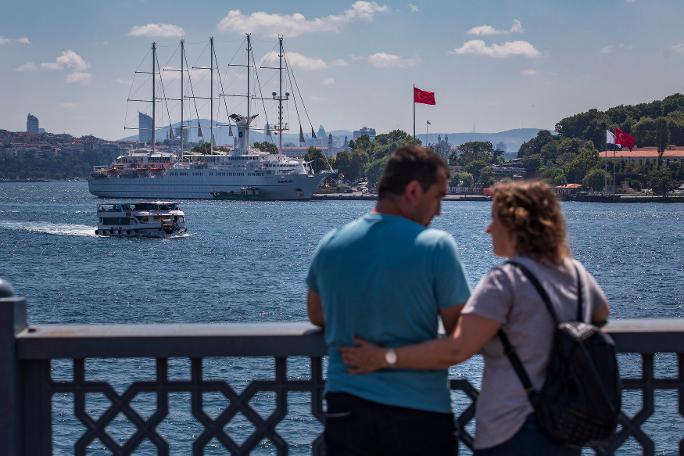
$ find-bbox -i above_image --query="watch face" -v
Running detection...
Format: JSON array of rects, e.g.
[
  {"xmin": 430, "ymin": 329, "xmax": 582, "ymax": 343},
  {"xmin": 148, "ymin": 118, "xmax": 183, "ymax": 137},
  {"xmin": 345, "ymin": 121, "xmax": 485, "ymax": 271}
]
[{"xmin": 385, "ymin": 350, "xmax": 397, "ymax": 365}]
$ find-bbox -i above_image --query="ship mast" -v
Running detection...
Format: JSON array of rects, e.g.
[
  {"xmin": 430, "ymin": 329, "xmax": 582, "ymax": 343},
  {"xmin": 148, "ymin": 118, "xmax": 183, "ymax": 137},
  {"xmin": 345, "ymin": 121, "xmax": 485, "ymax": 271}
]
[
  {"xmin": 180, "ymin": 39, "xmax": 184, "ymax": 155},
  {"xmin": 151, "ymin": 41, "xmax": 156, "ymax": 153},
  {"xmin": 278, "ymin": 36, "xmax": 283, "ymax": 152},
  {"xmin": 259, "ymin": 35, "xmax": 290, "ymax": 152},
  {"xmin": 210, "ymin": 36, "xmax": 214, "ymax": 151},
  {"xmin": 246, "ymin": 33, "xmax": 251, "ymax": 137}
]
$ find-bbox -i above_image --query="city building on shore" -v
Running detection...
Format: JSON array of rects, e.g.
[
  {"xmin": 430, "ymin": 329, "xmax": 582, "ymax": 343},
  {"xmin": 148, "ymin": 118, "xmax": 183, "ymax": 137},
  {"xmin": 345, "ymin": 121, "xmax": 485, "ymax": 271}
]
[
  {"xmin": 599, "ymin": 147, "xmax": 684, "ymax": 166},
  {"xmin": 138, "ymin": 112, "xmax": 153, "ymax": 144},
  {"xmin": 26, "ymin": 113, "xmax": 39, "ymax": 134},
  {"xmin": 353, "ymin": 126, "xmax": 376, "ymax": 140},
  {"xmin": 432, "ymin": 134, "xmax": 451, "ymax": 160}
]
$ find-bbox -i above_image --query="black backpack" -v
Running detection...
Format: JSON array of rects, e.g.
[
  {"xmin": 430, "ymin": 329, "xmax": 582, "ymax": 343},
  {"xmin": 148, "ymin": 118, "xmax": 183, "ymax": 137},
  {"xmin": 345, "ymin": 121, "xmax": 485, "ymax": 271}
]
[{"xmin": 498, "ymin": 260, "xmax": 621, "ymax": 448}]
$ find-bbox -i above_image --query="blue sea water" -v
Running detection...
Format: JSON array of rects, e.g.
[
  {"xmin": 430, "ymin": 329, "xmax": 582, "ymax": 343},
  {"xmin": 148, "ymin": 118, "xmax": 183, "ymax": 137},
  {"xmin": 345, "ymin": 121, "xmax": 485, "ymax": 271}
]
[{"xmin": 1, "ymin": 181, "xmax": 683, "ymax": 454}]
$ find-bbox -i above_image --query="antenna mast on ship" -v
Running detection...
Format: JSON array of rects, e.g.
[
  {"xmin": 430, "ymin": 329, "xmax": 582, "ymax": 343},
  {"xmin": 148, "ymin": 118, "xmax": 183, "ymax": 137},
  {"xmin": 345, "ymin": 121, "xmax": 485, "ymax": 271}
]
[
  {"xmin": 180, "ymin": 39, "xmax": 184, "ymax": 155},
  {"xmin": 151, "ymin": 42, "xmax": 156, "ymax": 153},
  {"xmin": 125, "ymin": 42, "xmax": 158, "ymax": 151},
  {"xmin": 259, "ymin": 35, "xmax": 290, "ymax": 152},
  {"xmin": 191, "ymin": 37, "xmax": 216, "ymax": 153}
]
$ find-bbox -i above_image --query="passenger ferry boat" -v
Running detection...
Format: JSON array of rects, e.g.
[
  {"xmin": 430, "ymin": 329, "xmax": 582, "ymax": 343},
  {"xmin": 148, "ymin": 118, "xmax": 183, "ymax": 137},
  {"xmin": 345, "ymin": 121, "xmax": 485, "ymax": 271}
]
[
  {"xmin": 95, "ymin": 202, "xmax": 187, "ymax": 238},
  {"xmin": 88, "ymin": 35, "xmax": 330, "ymax": 201}
]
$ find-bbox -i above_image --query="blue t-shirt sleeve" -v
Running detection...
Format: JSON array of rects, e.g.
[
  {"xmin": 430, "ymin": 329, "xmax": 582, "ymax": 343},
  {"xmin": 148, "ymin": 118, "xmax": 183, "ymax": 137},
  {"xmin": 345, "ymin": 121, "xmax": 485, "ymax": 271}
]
[
  {"xmin": 433, "ymin": 234, "xmax": 471, "ymax": 309},
  {"xmin": 306, "ymin": 229, "xmax": 337, "ymax": 293}
]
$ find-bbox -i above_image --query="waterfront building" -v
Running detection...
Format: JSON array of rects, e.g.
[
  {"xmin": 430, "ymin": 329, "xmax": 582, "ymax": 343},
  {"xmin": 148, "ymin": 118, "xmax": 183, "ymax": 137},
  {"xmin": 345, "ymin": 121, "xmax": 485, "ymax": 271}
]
[
  {"xmin": 317, "ymin": 125, "xmax": 327, "ymax": 141},
  {"xmin": 26, "ymin": 113, "xmax": 39, "ymax": 134},
  {"xmin": 491, "ymin": 158, "xmax": 526, "ymax": 178},
  {"xmin": 433, "ymin": 134, "xmax": 450, "ymax": 159},
  {"xmin": 138, "ymin": 112, "xmax": 153, "ymax": 144},
  {"xmin": 353, "ymin": 126, "xmax": 376, "ymax": 140},
  {"xmin": 599, "ymin": 147, "xmax": 684, "ymax": 166}
]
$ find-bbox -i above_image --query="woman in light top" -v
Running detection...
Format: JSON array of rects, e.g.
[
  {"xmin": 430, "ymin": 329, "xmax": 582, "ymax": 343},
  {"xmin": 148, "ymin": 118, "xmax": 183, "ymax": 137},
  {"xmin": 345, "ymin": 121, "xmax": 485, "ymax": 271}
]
[{"xmin": 340, "ymin": 180, "xmax": 610, "ymax": 455}]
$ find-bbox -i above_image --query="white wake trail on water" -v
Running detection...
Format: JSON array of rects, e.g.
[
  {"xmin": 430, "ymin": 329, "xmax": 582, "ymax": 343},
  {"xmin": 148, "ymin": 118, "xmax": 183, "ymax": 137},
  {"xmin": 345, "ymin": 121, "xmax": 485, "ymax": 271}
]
[{"xmin": 0, "ymin": 220, "xmax": 97, "ymax": 237}]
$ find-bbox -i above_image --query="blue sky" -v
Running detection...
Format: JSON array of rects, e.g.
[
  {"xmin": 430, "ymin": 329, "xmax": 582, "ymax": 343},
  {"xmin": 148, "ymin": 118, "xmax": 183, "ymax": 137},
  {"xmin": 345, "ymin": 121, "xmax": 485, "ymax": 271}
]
[{"xmin": 2, "ymin": 0, "xmax": 684, "ymax": 140}]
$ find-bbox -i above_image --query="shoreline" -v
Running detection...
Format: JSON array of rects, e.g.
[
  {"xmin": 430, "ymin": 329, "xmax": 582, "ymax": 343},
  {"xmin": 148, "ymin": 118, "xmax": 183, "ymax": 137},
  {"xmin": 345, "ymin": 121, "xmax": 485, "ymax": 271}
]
[{"xmin": 314, "ymin": 192, "xmax": 684, "ymax": 203}]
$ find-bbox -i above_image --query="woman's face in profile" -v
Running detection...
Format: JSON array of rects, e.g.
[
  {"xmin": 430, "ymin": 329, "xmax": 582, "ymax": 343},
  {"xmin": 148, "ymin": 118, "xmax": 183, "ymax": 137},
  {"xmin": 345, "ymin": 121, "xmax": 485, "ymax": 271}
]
[{"xmin": 486, "ymin": 209, "xmax": 515, "ymax": 258}]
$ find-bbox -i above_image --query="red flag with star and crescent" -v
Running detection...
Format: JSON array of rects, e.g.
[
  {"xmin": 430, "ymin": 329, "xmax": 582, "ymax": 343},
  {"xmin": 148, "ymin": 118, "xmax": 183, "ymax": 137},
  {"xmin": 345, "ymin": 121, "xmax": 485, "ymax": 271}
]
[
  {"xmin": 414, "ymin": 87, "xmax": 436, "ymax": 105},
  {"xmin": 615, "ymin": 128, "xmax": 636, "ymax": 151}
]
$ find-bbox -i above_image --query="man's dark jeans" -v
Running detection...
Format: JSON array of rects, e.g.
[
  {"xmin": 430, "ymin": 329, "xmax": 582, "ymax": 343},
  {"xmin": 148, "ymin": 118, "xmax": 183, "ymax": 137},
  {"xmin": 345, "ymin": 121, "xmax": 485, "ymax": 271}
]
[{"xmin": 324, "ymin": 392, "xmax": 457, "ymax": 456}]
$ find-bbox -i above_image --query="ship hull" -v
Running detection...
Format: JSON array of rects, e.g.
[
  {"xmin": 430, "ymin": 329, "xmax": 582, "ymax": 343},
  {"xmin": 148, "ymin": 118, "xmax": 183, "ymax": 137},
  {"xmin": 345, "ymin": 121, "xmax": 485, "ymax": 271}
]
[{"xmin": 88, "ymin": 172, "xmax": 327, "ymax": 200}]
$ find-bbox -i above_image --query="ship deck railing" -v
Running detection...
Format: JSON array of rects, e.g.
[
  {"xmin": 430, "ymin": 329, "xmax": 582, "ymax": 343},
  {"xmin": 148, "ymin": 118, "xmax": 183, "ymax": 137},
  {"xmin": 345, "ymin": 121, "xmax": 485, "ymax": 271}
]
[{"xmin": 1, "ymin": 284, "xmax": 683, "ymax": 455}]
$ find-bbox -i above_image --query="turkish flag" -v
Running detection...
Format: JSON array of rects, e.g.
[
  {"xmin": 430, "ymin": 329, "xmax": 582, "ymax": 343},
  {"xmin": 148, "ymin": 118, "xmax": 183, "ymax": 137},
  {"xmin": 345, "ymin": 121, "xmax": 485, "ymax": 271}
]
[
  {"xmin": 414, "ymin": 87, "xmax": 436, "ymax": 105},
  {"xmin": 615, "ymin": 128, "xmax": 635, "ymax": 151}
]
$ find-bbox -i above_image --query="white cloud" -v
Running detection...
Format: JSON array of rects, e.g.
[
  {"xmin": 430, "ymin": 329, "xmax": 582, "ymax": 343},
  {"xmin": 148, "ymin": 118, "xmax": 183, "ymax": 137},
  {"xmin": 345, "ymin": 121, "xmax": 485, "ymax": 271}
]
[
  {"xmin": 330, "ymin": 58, "xmax": 349, "ymax": 66},
  {"xmin": 467, "ymin": 19, "xmax": 524, "ymax": 36},
  {"xmin": 160, "ymin": 67, "xmax": 208, "ymax": 81},
  {"xmin": 521, "ymin": 68, "xmax": 538, "ymax": 77},
  {"xmin": 0, "ymin": 36, "xmax": 31, "ymax": 45},
  {"xmin": 322, "ymin": 77, "xmax": 336, "ymax": 85},
  {"xmin": 367, "ymin": 52, "xmax": 420, "ymax": 68},
  {"xmin": 310, "ymin": 95, "xmax": 328, "ymax": 102},
  {"xmin": 261, "ymin": 51, "xmax": 328, "ymax": 70},
  {"xmin": 600, "ymin": 43, "xmax": 630, "ymax": 54},
  {"xmin": 65, "ymin": 72, "xmax": 92, "ymax": 84},
  {"xmin": 451, "ymin": 40, "xmax": 540, "ymax": 58},
  {"xmin": 408, "ymin": 3, "xmax": 419, "ymax": 12},
  {"xmin": 128, "ymin": 23, "xmax": 185, "ymax": 38},
  {"xmin": 58, "ymin": 102, "xmax": 77, "ymax": 109},
  {"xmin": 41, "ymin": 50, "xmax": 90, "ymax": 71},
  {"xmin": 671, "ymin": 44, "xmax": 684, "ymax": 55},
  {"xmin": 217, "ymin": 2, "xmax": 389, "ymax": 37},
  {"xmin": 114, "ymin": 78, "xmax": 130, "ymax": 85},
  {"xmin": 15, "ymin": 62, "xmax": 38, "ymax": 72}
]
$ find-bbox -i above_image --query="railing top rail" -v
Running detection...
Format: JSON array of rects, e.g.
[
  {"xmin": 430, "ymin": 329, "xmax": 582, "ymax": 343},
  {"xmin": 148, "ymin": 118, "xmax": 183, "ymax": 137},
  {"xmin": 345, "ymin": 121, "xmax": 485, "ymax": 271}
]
[
  {"xmin": 17, "ymin": 322, "xmax": 326, "ymax": 359},
  {"xmin": 14, "ymin": 319, "xmax": 684, "ymax": 360}
]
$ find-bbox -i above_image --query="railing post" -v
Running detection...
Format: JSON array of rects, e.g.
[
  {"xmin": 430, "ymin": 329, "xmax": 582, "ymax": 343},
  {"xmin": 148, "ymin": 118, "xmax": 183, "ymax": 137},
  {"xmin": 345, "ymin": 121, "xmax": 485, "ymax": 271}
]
[{"xmin": 0, "ymin": 279, "xmax": 27, "ymax": 455}]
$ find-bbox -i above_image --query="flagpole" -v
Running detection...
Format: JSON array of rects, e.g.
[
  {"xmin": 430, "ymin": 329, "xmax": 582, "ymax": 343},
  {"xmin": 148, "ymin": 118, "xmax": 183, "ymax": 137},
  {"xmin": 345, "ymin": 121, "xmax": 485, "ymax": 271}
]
[
  {"xmin": 604, "ymin": 129, "xmax": 608, "ymax": 192},
  {"xmin": 426, "ymin": 120, "xmax": 429, "ymax": 147},
  {"xmin": 412, "ymin": 84, "xmax": 416, "ymax": 139}
]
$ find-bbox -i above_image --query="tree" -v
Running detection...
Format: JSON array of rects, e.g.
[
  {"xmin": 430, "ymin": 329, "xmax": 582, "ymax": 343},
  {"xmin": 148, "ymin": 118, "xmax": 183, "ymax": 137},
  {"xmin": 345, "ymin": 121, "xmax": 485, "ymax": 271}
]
[
  {"xmin": 451, "ymin": 172, "xmax": 474, "ymax": 187},
  {"xmin": 365, "ymin": 157, "xmax": 388, "ymax": 188},
  {"xmin": 456, "ymin": 141, "xmax": 494, "ymax": 165},
  {"xmin": 564, "ymin": 146, "xmax": 601, "ymax": 183},
  {"xmin": 518, "ymin": 130, "xmax": 555, "ymax": 158},
  {"xmin": 582, "ymin": 168, "xmax": 610, "ymax": 191},
  {"xmin": 649, "ymin": 167, "xmax": 675, "ymax": 195},
  {"xmin": 253, "ymin": 141, "xmax": 278, "ymax": 154},
  {"xmin": 522, "ymin": 154, "xmax": 542, "ymax": 176},
  {"xmin": 304, "ymin": 147, "xmax": 328, "ymax": 173},
  {"xmin": 655, "ymin": 117, "xmax": 670, "ymax": 166}
]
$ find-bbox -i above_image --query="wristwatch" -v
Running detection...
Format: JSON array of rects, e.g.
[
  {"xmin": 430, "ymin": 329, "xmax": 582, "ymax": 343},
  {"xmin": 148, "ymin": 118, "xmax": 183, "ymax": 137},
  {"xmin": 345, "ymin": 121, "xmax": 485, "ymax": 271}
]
[{"xmin": 384, "ymin": 349, "xmax": 397, "ymax": 367}]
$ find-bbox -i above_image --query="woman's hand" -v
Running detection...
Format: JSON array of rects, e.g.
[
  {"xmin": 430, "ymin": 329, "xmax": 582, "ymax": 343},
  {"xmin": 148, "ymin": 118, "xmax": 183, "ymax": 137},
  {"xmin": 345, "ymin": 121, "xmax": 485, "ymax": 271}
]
[{"xmin": 340, "ymin": 336, "xmax": 388, "ymax": 374}]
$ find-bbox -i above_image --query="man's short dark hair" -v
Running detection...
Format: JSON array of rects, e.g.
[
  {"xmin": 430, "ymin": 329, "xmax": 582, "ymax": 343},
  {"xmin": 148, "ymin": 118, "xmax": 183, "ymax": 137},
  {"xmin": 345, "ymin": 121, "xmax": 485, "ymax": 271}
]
[{"xmin": 377, "ymin": 146, "xmax": 450, "ymax": 199}]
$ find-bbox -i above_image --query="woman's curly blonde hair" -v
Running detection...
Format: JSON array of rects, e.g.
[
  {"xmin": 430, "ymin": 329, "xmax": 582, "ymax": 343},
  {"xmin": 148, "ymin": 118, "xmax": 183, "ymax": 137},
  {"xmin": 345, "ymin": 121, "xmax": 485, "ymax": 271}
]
[{"xmin": 491, "ymin": 180, "xmax": 570, "ymax": 264}]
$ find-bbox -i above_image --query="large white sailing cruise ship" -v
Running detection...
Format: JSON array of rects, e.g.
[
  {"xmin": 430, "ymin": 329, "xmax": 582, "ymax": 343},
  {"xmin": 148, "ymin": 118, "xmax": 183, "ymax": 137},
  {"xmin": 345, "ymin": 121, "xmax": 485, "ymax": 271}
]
[{"xmin": 88, "ymin": 35, "xmax": 329, "ymax": 200}]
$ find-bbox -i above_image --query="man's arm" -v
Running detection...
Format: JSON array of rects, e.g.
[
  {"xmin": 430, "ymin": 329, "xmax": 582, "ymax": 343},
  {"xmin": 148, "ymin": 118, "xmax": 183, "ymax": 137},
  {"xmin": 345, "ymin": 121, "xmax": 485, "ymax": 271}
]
[
  {"xmin": 307, "ymin": 289, "xmax": 324, "ymax": 328},
  {"xmin": 439, "ymin": 303, "xmax": 465, "ymax": 334}
]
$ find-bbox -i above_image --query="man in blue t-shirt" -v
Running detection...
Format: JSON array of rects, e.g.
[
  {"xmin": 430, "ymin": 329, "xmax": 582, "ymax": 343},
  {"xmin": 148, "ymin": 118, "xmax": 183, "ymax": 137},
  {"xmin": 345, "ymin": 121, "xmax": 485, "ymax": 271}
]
[{"xmin": 306, "ymin": 146, "xmax": 471, "ymax": 455}]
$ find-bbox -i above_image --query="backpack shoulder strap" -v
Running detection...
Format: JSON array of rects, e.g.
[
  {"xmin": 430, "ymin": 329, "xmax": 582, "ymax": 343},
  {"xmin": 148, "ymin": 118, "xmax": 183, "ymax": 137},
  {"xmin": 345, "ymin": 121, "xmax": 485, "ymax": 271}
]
[
  {"xmin": 572, "ymin": 261, "xmax": 584, "ymax": 322},
  {"xmin": 492, "ymin": 263, "xmax": 539, "ymax": 403},
  {"xmin": 497, "ymin": 328, "xmax": 537, "ymax": 400},
  {"xmin": 506, "ymin": 260, "xmax": 560, "ymax": 324}
]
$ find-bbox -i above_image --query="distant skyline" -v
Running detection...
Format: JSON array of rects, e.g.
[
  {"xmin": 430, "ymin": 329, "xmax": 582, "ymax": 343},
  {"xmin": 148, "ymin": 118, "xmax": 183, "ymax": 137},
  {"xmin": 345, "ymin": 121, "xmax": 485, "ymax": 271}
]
[{"xmin": 2, "ymin": 0, "xmax": 684, "ymax": 140}]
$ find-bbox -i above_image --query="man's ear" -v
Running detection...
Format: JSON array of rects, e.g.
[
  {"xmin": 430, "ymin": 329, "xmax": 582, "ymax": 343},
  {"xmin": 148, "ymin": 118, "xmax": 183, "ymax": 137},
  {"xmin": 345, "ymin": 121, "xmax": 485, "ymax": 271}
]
[{"xmin": 403, "ymin": 180, "xmax": 423, "ymax": 205}]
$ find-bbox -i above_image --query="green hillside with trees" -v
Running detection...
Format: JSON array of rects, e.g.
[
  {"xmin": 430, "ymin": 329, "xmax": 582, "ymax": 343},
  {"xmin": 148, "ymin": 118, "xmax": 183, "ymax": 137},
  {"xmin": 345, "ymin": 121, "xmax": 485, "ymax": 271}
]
[{"xmin": 516, "ymin": 93, "xmax": 684, "ymax": 194}]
